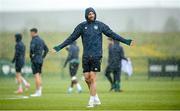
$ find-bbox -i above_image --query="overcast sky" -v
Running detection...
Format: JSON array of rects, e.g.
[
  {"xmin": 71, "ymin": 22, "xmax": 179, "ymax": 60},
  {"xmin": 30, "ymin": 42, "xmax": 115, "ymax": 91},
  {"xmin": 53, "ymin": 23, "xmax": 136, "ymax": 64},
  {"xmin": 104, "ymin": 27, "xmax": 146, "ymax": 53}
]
[{"xmin": 0, "ymin": 0, "xmax": 180, "ymax": 12}]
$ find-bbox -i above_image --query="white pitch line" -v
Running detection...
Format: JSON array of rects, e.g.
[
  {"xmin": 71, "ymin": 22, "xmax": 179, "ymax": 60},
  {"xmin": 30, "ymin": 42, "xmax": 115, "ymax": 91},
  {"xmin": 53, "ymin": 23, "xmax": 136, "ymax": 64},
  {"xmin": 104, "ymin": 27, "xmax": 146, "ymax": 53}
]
[{"xmin": 0, "ymin": 96, "xmax": 29, "ymax": 100}]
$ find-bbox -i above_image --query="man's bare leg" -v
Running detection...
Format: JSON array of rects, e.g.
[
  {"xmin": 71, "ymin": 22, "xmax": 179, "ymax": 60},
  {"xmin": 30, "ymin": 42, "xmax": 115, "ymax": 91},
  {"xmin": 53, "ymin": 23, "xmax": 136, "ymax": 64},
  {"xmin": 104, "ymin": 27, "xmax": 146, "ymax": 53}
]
[
  {"xmin": 16, "ymin": 72, "xmax": 22, "ymax": 86},
  {"xmin": 89, "ymin": 71, "xmax": 96, "ymax": 96},
  {"xmin": 15, "ymin": 72, "xmax": 23, "ymax": 93},
  {"xmin": 90, "ymin": 71, "xmax": 100, "ymax": 105},
  {"xmin": 86, "ymin": 71, "xmax": 101, "ymax": 107},
  {"xmin": 84, "ymin": 72, "xmax": 91, "ymax": 89},
  {"xmin": 21, "ymin": 76, "xmax": 30, "ymax": 90},
  {"xmin": 30, "ymin": 73, "xmax": 42, "ymax": 97},
  {"xmin": 35, "ymin": 73, "xmax": 42, "ymax": 90},
  {"xmin": 68, "ymin": 78, "xmax": 82, "ymax": 93},
  {"xmin": 84, "ymin": 72, "xmax": 94, "ymax": 107}
]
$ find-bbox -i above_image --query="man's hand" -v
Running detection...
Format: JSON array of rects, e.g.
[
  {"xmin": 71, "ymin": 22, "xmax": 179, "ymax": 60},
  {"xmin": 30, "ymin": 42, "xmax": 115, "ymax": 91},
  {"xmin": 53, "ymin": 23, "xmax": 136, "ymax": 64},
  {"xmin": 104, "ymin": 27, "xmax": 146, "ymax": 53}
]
[
  {"xmin": 50, "ymin": 48, "xmax": 57, "ymax": 54},
  {"xmin": 130, "ymin": 40, "xmax": 135, "ymax": 46}
]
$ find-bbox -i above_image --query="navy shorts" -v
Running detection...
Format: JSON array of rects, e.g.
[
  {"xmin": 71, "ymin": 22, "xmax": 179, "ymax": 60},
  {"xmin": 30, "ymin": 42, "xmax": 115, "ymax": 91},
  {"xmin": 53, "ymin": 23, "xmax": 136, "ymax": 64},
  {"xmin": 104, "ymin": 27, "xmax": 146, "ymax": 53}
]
[
  {"xmin": 15, "ymin": 62, "xmax": 24, "ymax": 73},
  {"xmin": 15, "ymin": 66, "xmax": 23, "ymax": 72},
  {"xmin": 82, "ymin": 57, "xmax": 102, "ymax": 73},
  {"xmin": 31, "ymin": 62, "xmax": 42, "ymax": 74}
]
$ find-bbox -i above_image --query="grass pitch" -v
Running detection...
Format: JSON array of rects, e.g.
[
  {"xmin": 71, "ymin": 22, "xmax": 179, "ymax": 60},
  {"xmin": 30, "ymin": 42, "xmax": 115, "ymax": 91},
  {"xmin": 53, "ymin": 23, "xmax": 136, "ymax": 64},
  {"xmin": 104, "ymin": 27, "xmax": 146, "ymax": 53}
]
[{"xmin": 0, "ymin": 73, "xmax": 180, "ymax": 110}]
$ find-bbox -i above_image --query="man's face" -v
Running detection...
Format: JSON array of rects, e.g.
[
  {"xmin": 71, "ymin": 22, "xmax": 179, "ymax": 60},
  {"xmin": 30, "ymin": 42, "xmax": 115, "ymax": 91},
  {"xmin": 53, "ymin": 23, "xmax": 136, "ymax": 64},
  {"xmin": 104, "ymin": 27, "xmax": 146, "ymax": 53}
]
[
  {"xmin": 108, "ymin": 39, "xmax": 113, "ymax": 45},
  {"xmin": 30, "ymin": 32, "xmax": 36, "ymax": 37},
  {"xmin": 88, "ymin": 12, "xmax": 95, "ymax": 21}
]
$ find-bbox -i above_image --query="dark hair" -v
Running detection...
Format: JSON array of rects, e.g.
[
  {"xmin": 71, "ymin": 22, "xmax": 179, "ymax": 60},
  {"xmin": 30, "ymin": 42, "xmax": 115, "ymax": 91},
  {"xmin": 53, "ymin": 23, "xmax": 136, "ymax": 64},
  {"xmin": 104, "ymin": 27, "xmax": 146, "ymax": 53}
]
[
  {"xmin": 30, "ymin": 28, "xmax": 38, "ymax": 33},
  {"xmin": 15, "ymin": 33, "xmax": 22, "ymax": 42}
]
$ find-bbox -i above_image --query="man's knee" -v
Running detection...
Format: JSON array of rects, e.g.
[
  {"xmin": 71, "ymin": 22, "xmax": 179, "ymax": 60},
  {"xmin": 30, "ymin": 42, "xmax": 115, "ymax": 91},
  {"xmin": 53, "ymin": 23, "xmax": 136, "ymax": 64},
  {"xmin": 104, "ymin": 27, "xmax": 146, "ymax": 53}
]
[
  {"xmin": 84, "ymin": 72, "xmax": 90, "ymax": 82},
  {"xmin": 89, "ymin": 72, "xmax": 96, "ymax": 83},
  {"xmin": 34, "ymin": 73, "xmax": 41, "ymax": 79}
]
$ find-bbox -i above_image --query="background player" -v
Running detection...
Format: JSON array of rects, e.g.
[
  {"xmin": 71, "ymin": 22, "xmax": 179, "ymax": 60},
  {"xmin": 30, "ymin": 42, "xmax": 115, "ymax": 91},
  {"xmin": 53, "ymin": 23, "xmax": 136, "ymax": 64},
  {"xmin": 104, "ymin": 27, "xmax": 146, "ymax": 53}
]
[
  {"xmin": 12, "ymin": 33, "xmax": 30, "ymax": 94},
  {"xmin": 64, "ymin": 41, "xmax": 82, "ymax": 93},
  {"xmin": 105, "ymin": 38, "xmax": 127, "ymax": 92},
  {"xmin": 29, "ymin": 28, "xmax": 49, "ymax": 97}
]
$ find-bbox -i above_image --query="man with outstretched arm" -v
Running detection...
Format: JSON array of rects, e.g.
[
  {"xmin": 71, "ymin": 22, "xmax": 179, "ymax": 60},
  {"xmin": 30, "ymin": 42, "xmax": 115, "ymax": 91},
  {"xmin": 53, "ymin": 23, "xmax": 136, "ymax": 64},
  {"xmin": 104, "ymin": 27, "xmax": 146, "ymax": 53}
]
[{"xmin": 51, "ymin": 7, "xmax": 134, "ymax": 107}]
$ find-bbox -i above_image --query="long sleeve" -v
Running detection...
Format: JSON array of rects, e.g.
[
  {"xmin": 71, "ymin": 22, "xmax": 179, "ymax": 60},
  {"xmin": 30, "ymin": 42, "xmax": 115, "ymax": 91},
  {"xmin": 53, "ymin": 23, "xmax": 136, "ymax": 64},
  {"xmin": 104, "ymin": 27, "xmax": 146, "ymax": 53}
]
[
  {"xmin": 12, "ymin": 44, "xmax": 20, "ymax": 63},
  {"xmin": 12, "ymin": 45, "xmax": 17, "ymax": 63},
  {"xmin": 42, "ymin": 42, "xmax": 49, "ymax": 58},
  {"xmin": 64, "ymin": 52, "xmax": 71, "ymax": 68},
  {"xmin": 53, "ymin": 24, "xmax": 82, "ymax": 52},
  {"xmin": 12, "ymin": 56, "xmax": 15, "ymax": 63},
  {"xmin": 30, "ymin": 41, "xmax": 35, "ymax": 59},
  {"xmin": 64, "ymin": 58, "xmax": 69, "ymax": 68},
  {"xmin": 102, "ymin": 23, "xmax": 132, "ymax": 45},
  {"xmin": 64, "ymin": 48, "xmax": 73, "ymax": 67}
]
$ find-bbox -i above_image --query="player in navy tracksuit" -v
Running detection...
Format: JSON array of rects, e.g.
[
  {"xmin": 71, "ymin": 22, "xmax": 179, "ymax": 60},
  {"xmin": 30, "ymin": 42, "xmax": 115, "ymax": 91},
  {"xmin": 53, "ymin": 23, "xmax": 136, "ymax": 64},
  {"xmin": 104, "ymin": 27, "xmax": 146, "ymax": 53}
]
[
  {"xmin": 29, "ymin": 28, "xmax": 49, "ymax": 97},
  {"xmin": 51, "ymin": 7, "xmax": 134, "ymax": 107},
  {"xmin": 105, "ymin": 38, "xmax": 127, "ymax": 92},
  {"xmin": 64, "ymin": 41, "xmax": 82, "ymax": 93},
  {"xmin": 12, "ymin": 33, "xmax": 30, "ymax": 94}
]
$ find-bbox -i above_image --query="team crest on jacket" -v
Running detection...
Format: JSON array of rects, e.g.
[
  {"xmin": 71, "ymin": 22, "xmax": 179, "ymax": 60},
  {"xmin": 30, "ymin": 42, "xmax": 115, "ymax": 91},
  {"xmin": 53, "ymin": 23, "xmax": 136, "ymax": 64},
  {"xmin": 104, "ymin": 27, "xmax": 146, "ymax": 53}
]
[
  {"xmin": 94, "ymin": 25, "xmax": 98, "ymax": 30},
  {"xmin": 85, "ymin": 26, "xmax": 87, "ymax": 30}
]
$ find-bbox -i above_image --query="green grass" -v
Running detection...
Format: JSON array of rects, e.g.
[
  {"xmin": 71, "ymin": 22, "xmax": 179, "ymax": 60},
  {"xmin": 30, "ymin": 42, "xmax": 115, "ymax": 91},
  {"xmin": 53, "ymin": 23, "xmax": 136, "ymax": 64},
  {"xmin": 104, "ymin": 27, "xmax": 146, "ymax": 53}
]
[
  {"xmin": 1, "ymin": 32, "xmax": 180, "ymax": 75},
  {"xmin": 0, "ymin": 73, "xmax": 180, "ymax": 110}
]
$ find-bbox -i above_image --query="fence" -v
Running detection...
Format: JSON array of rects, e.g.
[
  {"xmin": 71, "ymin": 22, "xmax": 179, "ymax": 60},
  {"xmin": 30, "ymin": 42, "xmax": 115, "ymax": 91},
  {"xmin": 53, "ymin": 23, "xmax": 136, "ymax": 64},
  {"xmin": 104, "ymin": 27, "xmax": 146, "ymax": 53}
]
[{"xmin": 148, "ymin": 58, "xmax": 180, "ymax": 80}]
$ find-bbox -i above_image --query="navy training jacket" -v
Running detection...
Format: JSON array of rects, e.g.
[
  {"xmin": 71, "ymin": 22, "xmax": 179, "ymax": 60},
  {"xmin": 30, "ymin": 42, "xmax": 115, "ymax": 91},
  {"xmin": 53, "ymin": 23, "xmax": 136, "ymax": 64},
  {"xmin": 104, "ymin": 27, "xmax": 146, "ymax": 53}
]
[
  {"xmin": 108, "ymin": 42, "xmax": 126, "ymax": 68},
  {"xmin": 30, "ymin": 36, "xmax": 49, "ymax": 64},
  {"xmin": 12, "ymin": 34, "xmax": 25, "ymax": 68},
  {"xmin": 54, "ymin": 7, "xmax": 132, "ymax": 58}
]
